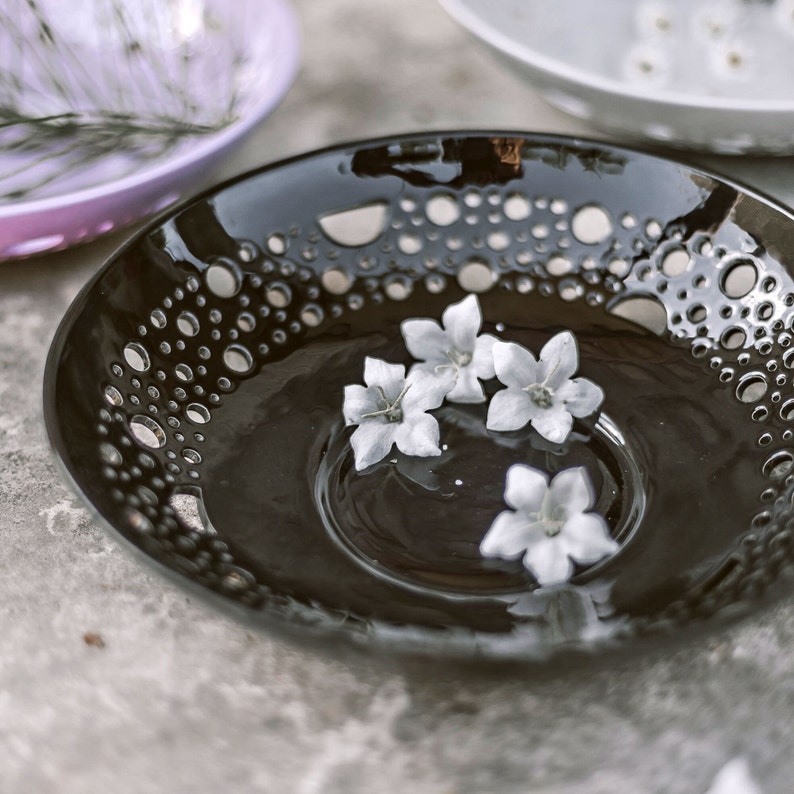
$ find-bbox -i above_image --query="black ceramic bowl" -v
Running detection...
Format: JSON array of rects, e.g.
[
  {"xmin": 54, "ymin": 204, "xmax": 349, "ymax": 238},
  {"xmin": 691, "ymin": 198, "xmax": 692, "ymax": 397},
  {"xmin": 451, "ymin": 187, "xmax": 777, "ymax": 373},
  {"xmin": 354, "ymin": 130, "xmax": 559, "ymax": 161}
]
[{"xmin": 45, "ymin": 132, "xmax": 794, "ymax": 663}]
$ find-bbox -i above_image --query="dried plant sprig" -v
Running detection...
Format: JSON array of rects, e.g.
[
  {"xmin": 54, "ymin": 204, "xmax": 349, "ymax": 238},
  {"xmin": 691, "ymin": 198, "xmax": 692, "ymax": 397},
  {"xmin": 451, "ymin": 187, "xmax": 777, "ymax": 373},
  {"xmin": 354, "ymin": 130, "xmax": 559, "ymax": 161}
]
[{"xmin": 0, "ymin": 0, "xmax": 243, "ymax": 200}]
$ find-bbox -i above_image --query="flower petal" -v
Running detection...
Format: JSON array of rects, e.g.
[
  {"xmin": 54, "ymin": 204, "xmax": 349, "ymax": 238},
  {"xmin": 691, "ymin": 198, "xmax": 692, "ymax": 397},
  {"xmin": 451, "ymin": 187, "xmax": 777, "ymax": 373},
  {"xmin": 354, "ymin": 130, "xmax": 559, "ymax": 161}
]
[
  {"xmin": 522, "ymin": 536, "xmax": 574, "ymax": 585},
  {"xmin": 343, "ymin": 384, "xmax": 379, "ymax": 425},
  {"xmin": 442, "ymin": 294, "xmax": 480, "ymax": 353},
  {"xmin": 529, "ymin": 405, "xmax": 573, "ymax": 444},
  {"xmin": 400, "ymin": 318, "xmax": 448, "ymax": 363},
  {"xmin": 485, "ymin": 387, "xmax": 537, "ymax": 432},
  {"xmin": 560, "ymin": 512, "xmax": 618, "ymax": 565},
  {"xmin": 492, "ymin": 340, "xmax": 539, "ymax": 389},
  {"xmin": 393, "ymin": 412, "xmax": 441, "ymax": 458},
  {"xmin": 402, "ymin": 369, "xmax": 452, "ymax": 412},
  {"xmin": 538, "ymin": 331, "xmax": 578, "ymax": 389},
  {"xmin": 503, "ymin": 463, "xmax": 549, "ymax": 514},
  {"xmin": 363, "ymin": 357, "xmax": 405, "ymax": 398},
  {"xmin": 480, "ymin": 509, "xmax": 544, "ymax": 558},
  {"xmin": 446, "ymin": 365, "xmax": 485, "ymax": 403},
  {"xmin": 350, "ymin": 422, "xmax": 396, "ymax": 471},
  {"xmin": 548, "ymin": 466, "xmax": 594, "ymax": 515},
  {"xmin": 556, "ymin": 377, "xmax": 604, "ymax": 418},
  {"xmin": 471, "ymin": 333, "xmax": 497, "ymax": 380}
]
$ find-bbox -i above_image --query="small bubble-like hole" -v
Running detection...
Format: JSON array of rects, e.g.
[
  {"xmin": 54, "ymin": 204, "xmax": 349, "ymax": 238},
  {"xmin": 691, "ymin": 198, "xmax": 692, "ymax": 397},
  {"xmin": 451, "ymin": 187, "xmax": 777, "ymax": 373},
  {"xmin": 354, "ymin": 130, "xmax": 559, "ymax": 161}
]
[
  {"xmin": 397, "ymin": 233, "xmax": 422, "ymax": 255},
  {"xmin": 763, "ymin": 450, "xmax": 794, "ymax": 479},
  {"xmin": 571, "ymin": 205, "xmax": 612, "ymax": 244},
  {"xmin": 486, "ymin": 231, "xmax": 511, "ymax": 252},
  {"xmin": 721, "ymin": 327, "xmax": 746, "ymax": 350},
  {"xmin": 692, "ymin": 342, "xmax": 709, "ymax": 359},
  {"xmin": 205, "ymin": 261, "xmax": 241, "ymax": 298},
  {"xmin": 426, "ymin": 195, "xmax": 460, "ymax": 226},
  {"xmin": 185, "ymin": 403, "xmax": 211, "ymax": 424},
  {"xmin": 321, "ymin": 268, "xmax": 353, "ymax": 295},
  {"xmin": 237, "ymin": 312, "xmax": 256, "ymax": 332},
  {"xmin": 182, "ymin": 448, "xmax": 202, "ymax": 465},
  {"xmin": 550, "ymin": 198, "xmax": 568, "ymax": 214},
  {"xmin": 266, "ymin": 282, "xmax": 292, "ymax": 308},
  {"xmin": 457, "ymin": 260, "xmax": 495, "ymax": 293},
  {"xmin": 223, "ymin": 345, "xmax": 253, "ymax": 374},
  {"xmin": 762, "ymin": 276, "xmax": 777, "ymax": 293},
  {"xmin": 516, "ymin": 276, "xmax": 534, "ymax": 294},
  {"xmin": 425, "ymin": 274, "xmax": 447, "ymax": 294},
  {"xmin": 687, "ymin": 304, "xmax": 707, "ymax": 323},
  {"xmin": 546, "ymin": 255, "xmax": 572, "ymax": 276},
  {"xmin": 661, "ymin": 248, "xmax": 691, "ymax": 277},
  {"xmin": 559, "ymin": 279, "xmax": 584, "ymax": 302},
  {"xmin": 104, "ymin": 385, "xmax": 123, "ymax": 406},
  {"xmin": 175, "ymin": 363, "xmax": 193, "ymax": 382},
  {"xmin": 125, "ymin": 508, "xmax": 154, "ymax": 534},
  {"xmin": 384, "ymin": 277, "xmax": 413, "ymax": 301},
  {"xmin": 503, "ymin": 194, "xmax": 531, "ymax": 221},
  {"xmin": 300, "ymin": 304, "xmax": 324, "ymax": 327},
  {"xmin": 780, "ymin": 399, "xmax": 794, "ymax": 421},
  {"xmin": 721, "ymin": 260, "xmax": 758, "ymax": 298},
  {"xmin": 150, "ymin": 309, "xmax": 166, "ymax": 329},
  {"xmin": 607, "ymin": 258, "xmax": 630, "ymax": 277},
  {"xmin": 736, "ymin": 372, "xmax": 768, "ymax": 403},
  {"xmin": 267, "ymin": 233, "xmax": 287, "ymax": 255},
  {"xmin": 123, "ymin": 343, "xmax": 150, "ymax": 372},
  {"xmin": 645, "ymin": 220, "xmax": 662, "ymax": 239},
  {"xmin": 752, "ymin": 406, "xmax": 769, "ymax": 422},
  {"xmin": 129, "ymin": 415, "xmax": 166, "ymax": 449},
  {"xmin": 99, "ymin": 442, "xmax": 122, "ymax": 466},
  {"xmin": 757, "ymin": 302, "xmax": 774, "ymax": 320},
  {"xmin": 463, "ymin": 190, "xmax": 482, "ymax": 208},
  {"xmin": 176, "ymin": 311, "xmax": 199, "ymax": 337}
]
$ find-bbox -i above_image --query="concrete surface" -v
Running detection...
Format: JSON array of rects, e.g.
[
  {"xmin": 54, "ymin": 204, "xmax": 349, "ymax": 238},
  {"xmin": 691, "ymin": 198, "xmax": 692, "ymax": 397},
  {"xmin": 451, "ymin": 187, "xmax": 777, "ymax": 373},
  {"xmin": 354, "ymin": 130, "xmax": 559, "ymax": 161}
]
[{"xmin": 2, "ymin": 2, "xmax": 794, "ymax": 792}]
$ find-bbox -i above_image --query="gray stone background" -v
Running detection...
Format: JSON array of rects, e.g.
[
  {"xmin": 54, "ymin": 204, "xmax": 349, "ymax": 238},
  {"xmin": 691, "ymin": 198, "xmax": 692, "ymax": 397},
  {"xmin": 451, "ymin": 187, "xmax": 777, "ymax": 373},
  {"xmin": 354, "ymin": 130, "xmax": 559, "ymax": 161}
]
[{"xmin": 3, "ymin": 2, "xmax": 794, "ymax": 792}]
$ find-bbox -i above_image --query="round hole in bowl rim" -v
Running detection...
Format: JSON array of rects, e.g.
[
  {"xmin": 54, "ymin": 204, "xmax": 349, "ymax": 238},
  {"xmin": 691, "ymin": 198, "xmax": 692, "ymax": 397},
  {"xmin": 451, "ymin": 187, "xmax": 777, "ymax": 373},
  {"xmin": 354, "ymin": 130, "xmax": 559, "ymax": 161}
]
[{"xmin": 44, "ymin": 131, "xmax": 794, "ymax": 665}]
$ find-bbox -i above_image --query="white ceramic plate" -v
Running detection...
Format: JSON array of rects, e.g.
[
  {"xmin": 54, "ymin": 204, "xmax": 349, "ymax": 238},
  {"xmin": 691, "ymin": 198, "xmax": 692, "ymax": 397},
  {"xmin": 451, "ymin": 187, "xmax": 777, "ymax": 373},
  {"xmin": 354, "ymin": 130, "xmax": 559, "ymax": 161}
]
[{"xmin": 439, "ymin": 0, "xmax": 794, "ymax": 155}]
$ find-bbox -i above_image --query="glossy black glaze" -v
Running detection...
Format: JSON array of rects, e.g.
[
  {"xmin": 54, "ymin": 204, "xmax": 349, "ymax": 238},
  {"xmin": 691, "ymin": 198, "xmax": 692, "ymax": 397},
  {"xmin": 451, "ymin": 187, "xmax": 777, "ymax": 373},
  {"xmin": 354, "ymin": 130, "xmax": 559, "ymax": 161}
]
[{"xmin": 45, "ymin": 133, "xmax": 794, "ymax": 661}]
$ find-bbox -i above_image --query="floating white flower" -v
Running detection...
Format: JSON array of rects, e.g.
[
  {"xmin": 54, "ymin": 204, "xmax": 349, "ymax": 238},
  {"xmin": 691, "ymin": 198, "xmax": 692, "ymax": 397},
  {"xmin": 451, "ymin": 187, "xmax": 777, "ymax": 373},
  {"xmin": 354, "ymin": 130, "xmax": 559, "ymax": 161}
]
[
  {"xmin": 486, "ymin": 331, "xmax": 603, "ymax": 444},
  {"xmin": 400, "ymin": 294, "xmax": 497, "ymax": 404},
  {"xmin": 343, "ymin": 357, "xmax": 449, "ymax": 471},
  {"xmin": 480, "ymin": 464, "xmax": 618, "ymax": 586}
]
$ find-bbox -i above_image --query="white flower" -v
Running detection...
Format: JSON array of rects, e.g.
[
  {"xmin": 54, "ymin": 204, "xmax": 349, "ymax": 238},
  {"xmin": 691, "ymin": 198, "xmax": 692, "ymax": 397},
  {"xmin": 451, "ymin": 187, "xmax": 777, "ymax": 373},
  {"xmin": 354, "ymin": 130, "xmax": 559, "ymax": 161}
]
[
  {"xmin": 400, "ymin": 294, "xmax": 497, "ymax": 404},
  {"xmin": 343, "ymin": 357, "xmax": 449, "ymax": 471},
  {"xmin": 486, "ymin": 331, "xmax": 603, "ymax": 444},
  {"xmin": 480, "ymin": 464, "xmax": 618, "ymax": 586}
]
